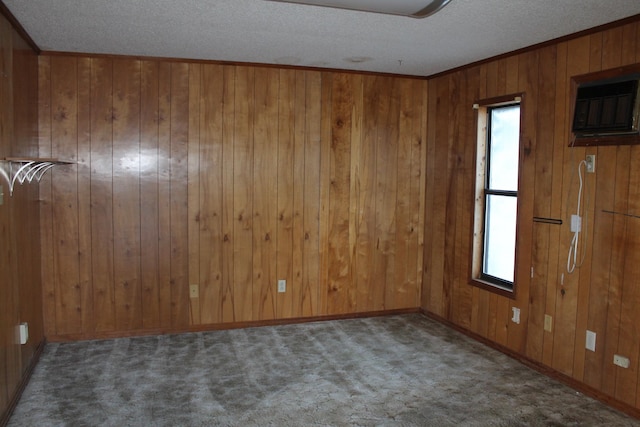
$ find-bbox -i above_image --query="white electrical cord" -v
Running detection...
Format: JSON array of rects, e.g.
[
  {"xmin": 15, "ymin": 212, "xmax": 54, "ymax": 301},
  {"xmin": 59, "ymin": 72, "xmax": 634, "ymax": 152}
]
[{"xmin": 567, "ymin": 160, "xmax": 588, "ymax": 274}]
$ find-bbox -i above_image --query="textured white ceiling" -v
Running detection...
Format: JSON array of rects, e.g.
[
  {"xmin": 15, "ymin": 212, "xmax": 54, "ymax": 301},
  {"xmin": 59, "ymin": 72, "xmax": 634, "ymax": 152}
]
[{"xmin": 3, "ymin": 0, "xmax": 640, "ymax": 76}]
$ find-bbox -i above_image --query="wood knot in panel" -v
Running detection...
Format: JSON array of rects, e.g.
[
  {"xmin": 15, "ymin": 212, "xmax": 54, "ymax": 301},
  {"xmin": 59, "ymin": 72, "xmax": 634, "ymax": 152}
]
[{"xmin": 53, "ymin": 107, "xmax": 68, "ymax": 122}]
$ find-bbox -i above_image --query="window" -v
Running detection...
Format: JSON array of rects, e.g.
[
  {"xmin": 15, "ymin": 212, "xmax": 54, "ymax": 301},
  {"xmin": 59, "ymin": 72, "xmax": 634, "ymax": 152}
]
[{"xmin": 472, "ymin": 97, "xmax": 522, "ymax": 294}]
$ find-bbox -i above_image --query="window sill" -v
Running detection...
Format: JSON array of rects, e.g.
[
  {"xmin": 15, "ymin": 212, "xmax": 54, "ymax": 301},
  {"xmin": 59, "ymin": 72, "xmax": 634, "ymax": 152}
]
[{"xmin": 469, "ymin": 278, "xmax": 516, "ymax": 300}]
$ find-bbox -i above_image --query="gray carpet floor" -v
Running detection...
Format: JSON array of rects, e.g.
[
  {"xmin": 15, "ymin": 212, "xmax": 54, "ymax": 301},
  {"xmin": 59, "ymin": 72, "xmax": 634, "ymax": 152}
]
[{"xmin": 8, "ymin": 314, "xmax": 640, "ymax": 426}]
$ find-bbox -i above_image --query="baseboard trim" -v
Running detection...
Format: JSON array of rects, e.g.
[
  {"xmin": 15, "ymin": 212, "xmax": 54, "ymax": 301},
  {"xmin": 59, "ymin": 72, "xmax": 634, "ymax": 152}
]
[
  {"xmin": 0, "ymin": 338, "xmax": 47, "ymax": 427},
  {"xmin": 420, "ymin": 309, "xmax": 640, "ymax": 420},
  {"xmin": 47, "ymin": 307, "xmax": 422, "ymax": 342}
]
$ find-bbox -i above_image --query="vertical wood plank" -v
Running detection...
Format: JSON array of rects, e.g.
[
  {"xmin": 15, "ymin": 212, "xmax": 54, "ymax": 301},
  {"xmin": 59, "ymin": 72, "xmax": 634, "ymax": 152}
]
[
  {"xmin": 454, "ymin": 69, "xmax": 475, "ymax": 328},
  {"xmin": 139, "ymin": 60, "xmax": 161, "ymax": 329},
  {"xmin": 157, "ymin": 62, "xmax": 173, "ymax": 329},
  {"xmin": 414, "ymin": 79, "xmax": 428, "ymax": 311},
  {"xmin": 543, "ymin": 41, "xmax": 568, "ymax": 368},
  {"xmin": 50, "ymin": 56, "xmax": 82, "ymax": 335},
  {"xmin": 199, "ymin": 64, "xmax": 224, "ymax": 324},
  {"xmin": 394, "ymin": 78, "xmax": 421, "ymax": 309},
  {"xmin": 253, "ymin": 67, "xmax": 278, "ymax": 321},
  {"xmin": 90, "ymin": 57, "xmax": 115, "ymax": 332},
  {"xmin": 355, "ymin": 75, "xmax": 378, "ymax": 312},
  {"xmin": 376, "ymin": 77, "xmax": 399, "ymax": 311},
  {"xmin": 292, "ymin": 70, "xmax": 306, "ymax": 317},
  {"xmin": 276, "ymin": 68, "xmax": 295, "ymax": 319},
  {"xmin": 302, "ymin": 71, "xmax": 322, "ymax": 317},
  {"xmin": 112, "ymin": 59, "xmax": 142, "ymax": 331},
  {"xmin": 233, "ymin": 66, "xmax": 254, "ymax": 322},
  {"xmin": 527, "ymin": 45, "xmax": 556, "ymax": 362},
  {"xmin": 169, "ymin": 63, "xmax": 190, "ymax": 328},
  {"xmin": 326, "ymin": 73, "xmax": 354, "ymax": 314},
  {"xmin": 76, "ymin": 58, "xmax": 93, "ymax": 334},
  {"xmin": 348, "ymin": 74, "xmax": 364, "ymax": 311},
  {"xmin": 157, "ymin": 63, "xmax": 172, "ymax": 328},
  {"xmin": 442, "ymin": 71, "xmax": 460, "ymax": 324},
  {"xmin": 427, "ymin": 76, "xmax": 449, "ymax": 317},
  {"xmin": 188, "ymin": 63, "xmax": 201, "ymax": 324},
  {"xmin": 221, "ymin": 65, "xmax": 236, "ymax": 322},
  {"xmin": 450, "ymin": 70, "xmax": 471, "ymax": 328},
  {"xmin": 38, "ymin": 55, "xmax": 56, "ymax": 337},
  {"xmin": 318, "ymin": 72, "xmax": 333, "ymax": 316}
]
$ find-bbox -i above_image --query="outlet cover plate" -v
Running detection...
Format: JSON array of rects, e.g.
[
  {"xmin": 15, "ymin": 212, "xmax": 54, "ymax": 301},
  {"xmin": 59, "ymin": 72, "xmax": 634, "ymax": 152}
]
[
  {"xmin": 586, "ymin": 330, "xmax": 596, "ymax": 352},
  {"xmin": 614, "ymin": 354, "xmax": 630, "ymax": 368},
  {"xmin": 511, "ymin": 307, "xmax": 520, "ymax": 324},
  {"xmin": 586, "ymin": 154, "xmax": 595, "ymax": 173},
  {"xmin": 189, "ymin": 284, "xmax": 199, "ymax": 299},
  {"xmin": 278, "ymin": 279, "xmax": 286, "ymax": 293}
]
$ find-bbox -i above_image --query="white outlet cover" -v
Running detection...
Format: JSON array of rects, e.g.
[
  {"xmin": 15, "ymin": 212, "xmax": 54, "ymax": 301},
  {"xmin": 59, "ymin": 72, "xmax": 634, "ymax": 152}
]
[
  {"xmin": 511, "ymin": 307, "xmax": 520, "ymax": 324},
  {"xmin": 585, "ymin": 155, "xmax": 595, "ymax": 173},
  {"xmin": 614, "ymin": 354, "xmax": 630, "ymax": 368},
  {"xmin": 18, "ymin": 322, "xmax": 28, "ymax": 345},
  {"xmin": 586, "ymin": 330, "xmax": 596, "ymax": 352},
  {"xmin": 278, "ymin": 280, "xmax": 286, "ymax": 293}
]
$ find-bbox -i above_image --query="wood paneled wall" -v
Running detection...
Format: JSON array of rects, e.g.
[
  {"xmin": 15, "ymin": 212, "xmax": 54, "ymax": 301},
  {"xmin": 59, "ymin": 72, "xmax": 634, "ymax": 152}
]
[
  {"xmin": 0, "ymin": 12, "xmax": 42, "ymax": 425},
  {"xmin": 423, "ymin": 19, "xmax": 640, "ymax": 410},
  {"xmin": 38, "ymin": 57, "xmax": 427, "ymax": 340}
]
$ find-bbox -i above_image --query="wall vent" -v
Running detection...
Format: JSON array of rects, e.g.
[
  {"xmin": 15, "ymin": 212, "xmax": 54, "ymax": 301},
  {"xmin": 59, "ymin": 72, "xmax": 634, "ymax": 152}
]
[{"xmin": 572, "ymin": 75, "xmax": 640, "ymax": 138}]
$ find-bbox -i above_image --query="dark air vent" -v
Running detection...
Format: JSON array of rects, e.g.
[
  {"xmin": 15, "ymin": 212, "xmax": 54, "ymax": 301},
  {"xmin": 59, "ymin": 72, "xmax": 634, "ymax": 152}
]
[{"xmin": 572, "ymin": 76, "xmax": 640, "ymax": 137}]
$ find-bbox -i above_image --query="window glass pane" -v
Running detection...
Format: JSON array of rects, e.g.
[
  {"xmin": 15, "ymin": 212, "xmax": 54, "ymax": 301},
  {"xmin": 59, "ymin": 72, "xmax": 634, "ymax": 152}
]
[
  {"xmin": 488, "ymin": 105, "xmax": 520, "ymax": 191},
  {"xmin": 483, "ymin": 194, "xmax": 517, "ymax": 283}
]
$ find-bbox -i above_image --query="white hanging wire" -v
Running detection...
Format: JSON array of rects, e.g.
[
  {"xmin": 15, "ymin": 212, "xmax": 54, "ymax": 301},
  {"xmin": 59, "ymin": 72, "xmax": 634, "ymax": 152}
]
[{"xmin": 567, "ymin": 159, "xmax": 589, "ymax": 274}]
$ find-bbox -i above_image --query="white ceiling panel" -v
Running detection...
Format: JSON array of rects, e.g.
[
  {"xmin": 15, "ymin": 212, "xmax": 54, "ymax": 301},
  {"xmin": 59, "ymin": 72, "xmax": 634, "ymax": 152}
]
[{"xmin": 3, "ymin": 0, "xmax": 640, "ymax": 76}]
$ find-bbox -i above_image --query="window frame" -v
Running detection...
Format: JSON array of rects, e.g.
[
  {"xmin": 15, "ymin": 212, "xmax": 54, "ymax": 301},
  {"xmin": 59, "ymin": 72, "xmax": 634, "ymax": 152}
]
[{"xmin": 470, "ymin": 94, "xmax": 524, "ymax": 298}]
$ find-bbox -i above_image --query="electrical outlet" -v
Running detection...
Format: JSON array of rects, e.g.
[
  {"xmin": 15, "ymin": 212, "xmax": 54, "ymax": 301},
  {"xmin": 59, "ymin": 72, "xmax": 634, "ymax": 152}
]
[
  {"xmin": 511, "ymin": 307, "xmax": 520, "ymax": 324},
  {"xmin": 585, "ymin": 154, "xmax": 595, "ymax": 173},
  {"xmin": 17, "ymin": 323, "xmax": 28, "ymax": 345},
  {"xmin": 614, "ymin": 354, "xmax": 630, "ymax": 368},
  {"xmin": 544, "ymin": 314, "xmax": 552, "ymax": 332},
  {"xmin": 278, "ymin": 279, "xmax": 286, "ymax": 293},
  {"xmin": 189, "ymin": 284, "xmax": 199, "ymax": 299},
  {"xmin": 586, "ymin": 330, "xmax": 596, "ymax": 352}
]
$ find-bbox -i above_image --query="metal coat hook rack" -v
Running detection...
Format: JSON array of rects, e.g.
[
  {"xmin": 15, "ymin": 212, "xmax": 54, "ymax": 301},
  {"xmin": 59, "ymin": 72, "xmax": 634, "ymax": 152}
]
[{"xmin": 1, "ymin": 157, "xmax": 73, "ymax": 195}]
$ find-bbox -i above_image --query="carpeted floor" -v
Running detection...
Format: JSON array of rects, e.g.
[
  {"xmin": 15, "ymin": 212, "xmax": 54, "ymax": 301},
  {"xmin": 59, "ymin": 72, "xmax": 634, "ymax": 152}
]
[{"xmin": 8, "ymin": 314, "xmax": 640, "ymax": 426}]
